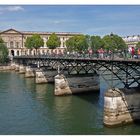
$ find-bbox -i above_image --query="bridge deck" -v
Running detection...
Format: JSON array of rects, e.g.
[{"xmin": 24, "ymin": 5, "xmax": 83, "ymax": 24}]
[{"xmin": 13, "ymin": 56, "xmax": 140, "ymax": 88}]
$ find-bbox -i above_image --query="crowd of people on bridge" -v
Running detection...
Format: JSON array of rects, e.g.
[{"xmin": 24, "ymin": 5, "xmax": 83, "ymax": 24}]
[
  {"xmin": 24, "ymin": 46, "xmax": 140, "ymax": 60},
  {"xmin": 87, "ymin": 46, "xmax": 140, "ymax": 59}
]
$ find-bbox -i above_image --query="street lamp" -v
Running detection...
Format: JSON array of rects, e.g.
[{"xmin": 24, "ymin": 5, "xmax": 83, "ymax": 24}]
[{"xmin": 110, "ymin": 33, "xmax": 114, "ymax": 89}]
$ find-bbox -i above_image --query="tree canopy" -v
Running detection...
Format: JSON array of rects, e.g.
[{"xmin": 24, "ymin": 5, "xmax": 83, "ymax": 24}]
[
  {"xmin": 102, "ymin": 34, "xmax": 127, "ymax": 52},
  {"xmin": 136, "ymin": 42, "xmax": 140, "ymax": 49},
  {"xmin": 90, "ymin": 36, "xmax": 104, "ymax": 51},
  {"xmin": 46, "ymin": 33, "xmax": 61, "ymax": 49},
  {"xmin": 25, "ymin": 34, "xmax": 44, "ymax": 53},
  {"xmin": 0, "ymin": 37, "xmax": 8, "ymax": 63},
  {"xmin": 0, "ymin": 38, "xmax": 4, "ymax": 44},
  {"xmin": 85, "ymin": 35, "xmax": 91, "ymax": 49},
  {"xmin": 25, "ymin": 37, "xmax": 34, "ymax": 50},
  {"xmin": 66, "ymin": 35, "xmax": 88, "ymax": 53}
]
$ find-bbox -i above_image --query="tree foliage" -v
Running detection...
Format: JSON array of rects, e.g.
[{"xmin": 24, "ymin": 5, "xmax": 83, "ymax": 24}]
[
  {"xmin": 102, "ymin": 34, "xmax": 127, "ymax": 52},
  {"xmin": 46, "ymin": 33, "xmax": 61, "ymax": 49},
  {"xmin": 136, "ymin": 42, "xmax": 140, "ymax": 49},
  {"xmin": 90, "ymin": 36, "xmax": 104, "ymax": 51},
  {"xmin": 85, "ymin": 35, "xmax": 91, "ymax": 49},
  {"xmin": 66, "ymin": 37, "xmax": 75, "ymax": 52},
  {"xmin": 25, "ymin": 34, "xmax": 44, "ymax": 54},
  {"xmin": 66, "ymin": 35, "xmax": 88, "ymax": 52},
  {"xmin": 25, "ymin": 37, "xmax": 34, "ymax": 49},
  {"xmin": 0, "ymin": 38, "xmax": 4, "ymax": 44},
  {"xmin": 0, "ymin": 37, "xmax": 8, "ymax": 63},
  {"xmin": 32, "ymin": 34, "xmax": 44, "ymax": 50}
]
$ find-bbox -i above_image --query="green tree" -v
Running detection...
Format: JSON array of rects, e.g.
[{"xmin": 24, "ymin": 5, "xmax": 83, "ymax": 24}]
[
  {"xmin": 0, "ymin": 37, "xmax": 8, "ymax": 63},
  {"xmin": 136, "ymin": 42, "xmax": 140, "ymax": 49},
  {"xmin": 90, "ymin": 36, "xmax": 104, "ymax": 51},
  {"xmin": 0, "ymin": 38, "xmax": 4, "ymax": 44},
  {"xmin": 85, "ymin": 35, "xmax": 91, "ymax": 49},
  {"xmin": 66, "ymin": 37, "xmax": 75, "ymax": 52},
  {"xmin": 46, "ymin": 33, "xmax": 61, "ymax": 49},
  {"xmin": 25, "ymin": 37, "xmax": 34, "ymax": 50},
  {"xmin": 102, "ymin": 34, "xmax": 127, "ymax": 52},
  {"xmin": 25, "ymin": 34, "xmax": 44, "ymax": 55},
  {"xmin": 66, "ymin": 35, "xmax": 88, "ymax": 53}
]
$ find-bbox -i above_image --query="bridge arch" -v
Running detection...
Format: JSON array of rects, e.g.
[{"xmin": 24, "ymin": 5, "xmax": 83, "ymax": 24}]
[
  {"xmin": 13, "ymin": 56, "xmax": 140, "ymax": 88},
  {"xmin": 11, "ymin": 50, "xmax": 15, "ymax": 56}
]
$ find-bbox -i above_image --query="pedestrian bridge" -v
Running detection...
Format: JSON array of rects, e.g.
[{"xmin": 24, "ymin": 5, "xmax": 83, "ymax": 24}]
[{"xmin": 13, "ymin": 55, "xmax": 140, "ymax": 89}]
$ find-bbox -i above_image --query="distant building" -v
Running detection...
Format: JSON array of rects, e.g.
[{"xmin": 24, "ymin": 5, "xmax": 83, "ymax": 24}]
[
  {"xmin": 0, "ymin": 28, "xmax": 80, "ymax": 56},
  {"xmin": 122, "ymin": 35, "xmax": 140, "ymax": 49}
]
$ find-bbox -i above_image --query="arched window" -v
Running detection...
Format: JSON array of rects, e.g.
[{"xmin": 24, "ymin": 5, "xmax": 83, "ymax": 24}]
[
  {"xmin": 42, "ymin": 50, "xmax": 44, "ymax": 55},
  {"xmin": 16, "ymin": 42, "xmax": 19, "ymax": 48},
  {"xmin": 33, "ymin": 50, "xmax": 36, "ymax": 55},
  {"xmin": 17, "ymin": 50, "xmax": 19, "ymax": 56},
  {"xmin": 10, "ymin": 41, "xmax": 14, "ymax": 48},
  {"xmin": 11, "ymin": 50, "xmax": 14, "ymax": 56}
]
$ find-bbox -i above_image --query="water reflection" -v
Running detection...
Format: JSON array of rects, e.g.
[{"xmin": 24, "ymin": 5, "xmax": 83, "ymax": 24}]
[
  {"xmin": 35, "ymin": 84, "xmax": 48, "ymax": 100},
  {"xmin": 53, "ymin": 96, "xmax": 73, "ymax": 114}
]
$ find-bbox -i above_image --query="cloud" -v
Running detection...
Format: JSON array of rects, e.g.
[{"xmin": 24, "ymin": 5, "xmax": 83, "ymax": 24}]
[{"xmin": 0, "ymin": 6, "xmax": 24, "ymax": 14}]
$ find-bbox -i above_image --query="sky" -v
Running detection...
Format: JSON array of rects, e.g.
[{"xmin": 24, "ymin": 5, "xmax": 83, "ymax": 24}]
[{"xmin": 0, "ymin": 5, "xmax": 140, "ymax": 37}]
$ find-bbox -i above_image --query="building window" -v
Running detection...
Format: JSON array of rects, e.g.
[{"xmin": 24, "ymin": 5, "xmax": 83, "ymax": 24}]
[
  {"xmin": 47, "ymin": 50, "xmax": 49, "ymax": 53},
  {"xmin": 42, "ymin": 50, "xmax": 45, "ymax": 55},
  {"xmin": 17, "ymin": 50, "xmax": 19, "ymax": 56},
  {"xmin": 10, "ymin": 41, "xmax": 14, "ymax": 48},
  {"xmin": 16, "ymin": 42, "xmax": 19, "ymax": 48},
  {"xmin": 63, "ymin": 42, "xmax": 65, "ymax": 47}
]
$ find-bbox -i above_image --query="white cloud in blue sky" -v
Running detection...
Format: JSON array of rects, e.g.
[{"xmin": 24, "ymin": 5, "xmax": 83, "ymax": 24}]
[
  {"xmin": 0, "ymin": 6, "xmax": 24, "ymax": 14},
  {"xmin": 0, "ymin": 5, "xmax": 140, "ymax": 36}
]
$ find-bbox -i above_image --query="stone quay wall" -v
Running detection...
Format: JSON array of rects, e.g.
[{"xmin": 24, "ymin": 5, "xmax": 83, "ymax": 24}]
[{"xmin": 0, "ymin": 64, "xmax": 15, "ymax": 71}]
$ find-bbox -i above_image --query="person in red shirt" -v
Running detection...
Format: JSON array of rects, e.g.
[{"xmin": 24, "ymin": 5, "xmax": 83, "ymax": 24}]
[{"xmin": 131, "ymin": 47, "xmax": 135, "ymax": 58}]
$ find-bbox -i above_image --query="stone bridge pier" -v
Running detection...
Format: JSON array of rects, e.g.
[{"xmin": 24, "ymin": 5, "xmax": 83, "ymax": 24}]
[
  {"xmin": 54, "ymin": 74, "xmax": 99, "ymax": 96},
  {"xmin": 19, "ymin": 65, "xmax": 26, "ymax": 74},
  {"xmin": 15, "ymin": 63, "xmax": 20, "ymax": 71},
  {"xmin": 25, "ymin": 66, "xmax": 35, "ymax": 78},
  {"xmin": 35, "ymin": 69, "xmax": 58, "ymax": 84},
  {"xmin": 104, "ymin": 88, "xmax": 140, "ymax": 127}
]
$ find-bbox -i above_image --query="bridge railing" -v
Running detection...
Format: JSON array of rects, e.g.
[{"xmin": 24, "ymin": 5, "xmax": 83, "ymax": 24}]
[{"xmin": 13, "ymin": 51, "xmax": 140, "ymax": 61}]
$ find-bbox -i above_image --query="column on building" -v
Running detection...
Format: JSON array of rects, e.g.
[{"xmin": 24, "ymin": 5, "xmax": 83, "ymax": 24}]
[
  {"xmin": 60, "ymin": 37, "xmax": 64, "ymax": 48},
  {"xmin": 43, "ymin": 37, "xmax": 47, "ymax": 48}
]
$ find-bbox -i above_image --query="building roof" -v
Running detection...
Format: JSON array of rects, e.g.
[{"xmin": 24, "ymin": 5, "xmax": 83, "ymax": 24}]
[
  {"xmin": 0, "ymin": 28, "xmax": 81, "ymax": 36},
  {"xmin": 123, "ymin": 35, "xmax": 140, "ymax": 42}
]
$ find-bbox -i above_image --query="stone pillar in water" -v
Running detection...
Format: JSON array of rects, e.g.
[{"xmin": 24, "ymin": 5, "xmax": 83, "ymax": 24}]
[
  {"xmin": 54, "ymin": 74, "xmax": 72, "ymax": 96},
  {"xmin": 104, "ymin": 88, "xmax": 133, "ymax": 127},
  {"xmin": 10, "ymin": 62, "xmax": 16, "ymax": 70},
  {"xmin": 35, "ymin": 69, "xmax": 48, "ymax": 84},
  {"xmin": 25, "ymin": 66, "xmax": 35, "ymax": 78},
  {"xmin": 19, "ymin": 65, "xmax": 26, "ymax": 74},
  {"xmin": 15, "ymin": 64, "xmax": 20, "ymax": 71},
  {"xmin": 54, "ymin": 74, "xmax": 99, "ymax": 96}
]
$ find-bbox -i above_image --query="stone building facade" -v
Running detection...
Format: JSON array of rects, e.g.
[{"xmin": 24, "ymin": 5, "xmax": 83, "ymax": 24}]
[
  {"xmin": 0, "ymin": 28, "xmax": 80, "ymax": 56},
  {"xmin": 1, "ymin": 28, "xmax": 139, "ymax": 57},
  {"xmin": 123, "ymin": 35, "xmax": 140, "ymax": 49}
]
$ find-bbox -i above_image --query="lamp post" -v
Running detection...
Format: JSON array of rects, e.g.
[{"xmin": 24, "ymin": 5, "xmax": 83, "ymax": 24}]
[{"xmin": 110, "ymin": 33, "xmax": 114, "ymax": 89}]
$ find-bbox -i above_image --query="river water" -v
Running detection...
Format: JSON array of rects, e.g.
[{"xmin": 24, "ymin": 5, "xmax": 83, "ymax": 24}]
[{"xmin": 0, "ymin": 71, "xmax": 140, "ymax": 135}]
